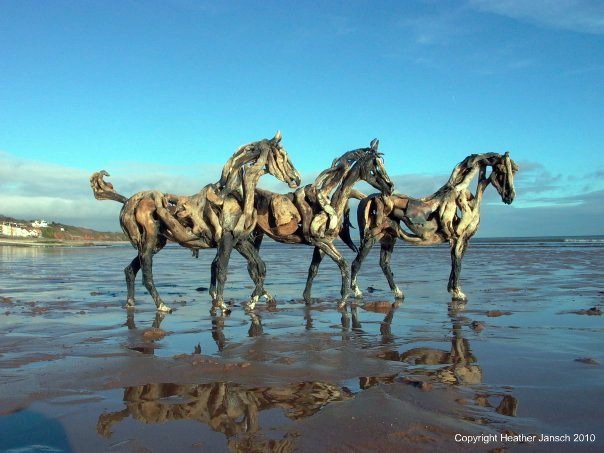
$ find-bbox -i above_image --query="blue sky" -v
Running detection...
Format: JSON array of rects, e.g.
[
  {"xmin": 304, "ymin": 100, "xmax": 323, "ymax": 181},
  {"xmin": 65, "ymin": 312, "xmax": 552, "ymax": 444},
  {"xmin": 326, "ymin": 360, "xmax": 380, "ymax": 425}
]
[{"xmin": 1, "ymin": 0, "xmax": 603, "ymax": 236}]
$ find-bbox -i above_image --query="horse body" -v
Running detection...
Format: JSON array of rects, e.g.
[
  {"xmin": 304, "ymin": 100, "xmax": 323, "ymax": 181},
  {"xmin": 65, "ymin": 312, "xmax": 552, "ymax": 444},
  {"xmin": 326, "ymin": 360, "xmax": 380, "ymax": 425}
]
[
  {"xmin": 351, "ymin": 152, "xmax": 518, "ymax": 301},
  {"xmin": 90, "ymin": 132, "xmax": 301, "ymax": 314},
  {"xmin": 253, "ymin": 140, "xmax": 394, "ymax": 308}
]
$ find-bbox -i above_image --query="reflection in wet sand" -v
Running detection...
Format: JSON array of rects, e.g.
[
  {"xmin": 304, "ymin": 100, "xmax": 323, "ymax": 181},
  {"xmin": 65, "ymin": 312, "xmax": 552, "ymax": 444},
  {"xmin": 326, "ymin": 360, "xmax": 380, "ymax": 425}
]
[
  {"xmin": 339, "ymin": 302, "xmax": 401, "ymax": 347},
  {"xmin": 125, "ymin": 311, "xmax": 169, "ymax": 354},
  {"xmin": 126, "ymin": 310, "xmax": 265, "ymax": 356},
  {"xmin": 97, "ymin": 380, "xmax": 353, "ymax": 450},
  {"xmin": 376, "ymin": 302, "xmax": 480, "ymax": 384},
  {"xmin": 376, "ymin": 302, "xmax": 518, "ymax": 417},
  {"xmin": 125, "ymin": 311, "xmax": 166, "ymax": 330},
  {"xmin": 210, "ymin": 312, "xmax": 264, "ymax": 352}
]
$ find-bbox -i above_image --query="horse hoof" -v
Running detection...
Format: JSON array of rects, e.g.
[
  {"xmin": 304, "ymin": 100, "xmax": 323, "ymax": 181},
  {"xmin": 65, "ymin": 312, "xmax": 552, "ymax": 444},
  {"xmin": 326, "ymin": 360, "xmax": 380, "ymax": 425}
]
[
  {"xmin": 262, "ymin": 292, "xmax": 275, "ymax": 302},
  {"xmin": 450, "ymin": 290, "xmax": 468, "ymax": 302},
  {"xmin": 157, "ymin": 303, "xmax": 173, "ymax": 314},
  {"xmin": 246, "ymin": 295, "xmax": 260, "ymax": 311},
  {"xmin": 393, "ymin": 289, "xmax": 405, "ymax": 300}
]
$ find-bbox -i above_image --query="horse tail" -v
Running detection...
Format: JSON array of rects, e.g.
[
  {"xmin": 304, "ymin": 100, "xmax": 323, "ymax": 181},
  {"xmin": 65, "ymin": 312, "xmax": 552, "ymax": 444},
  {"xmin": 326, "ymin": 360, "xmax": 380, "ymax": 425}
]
[
  {"xmin": 90, "ymin": 171, "xmax": 128, "ymax": 204},
  {"xmin": 339, "ymin": 206, "xmax": 358, "ymax": 253},
  {"xmin": 339, "ymin": 190, "xmax": 368, "ymax": 253},
  {"xmin": 356, "ymin": 196, "xmax": 373, "ymax": 243}
]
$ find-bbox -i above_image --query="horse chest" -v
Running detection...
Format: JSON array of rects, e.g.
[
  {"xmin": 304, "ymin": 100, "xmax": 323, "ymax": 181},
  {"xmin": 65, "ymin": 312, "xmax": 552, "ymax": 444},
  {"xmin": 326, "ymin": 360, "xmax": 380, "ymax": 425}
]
[{"xmin": 401, "ymin": 201, "xmax": 438, "ymax": 234}]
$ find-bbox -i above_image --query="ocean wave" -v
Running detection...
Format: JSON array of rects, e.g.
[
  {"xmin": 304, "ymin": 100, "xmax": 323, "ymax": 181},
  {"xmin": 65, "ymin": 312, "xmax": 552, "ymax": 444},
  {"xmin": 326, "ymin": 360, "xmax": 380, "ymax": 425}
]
[{"xmin": 563, "ymin": 238, "xmax": 604, "ymax": 243}]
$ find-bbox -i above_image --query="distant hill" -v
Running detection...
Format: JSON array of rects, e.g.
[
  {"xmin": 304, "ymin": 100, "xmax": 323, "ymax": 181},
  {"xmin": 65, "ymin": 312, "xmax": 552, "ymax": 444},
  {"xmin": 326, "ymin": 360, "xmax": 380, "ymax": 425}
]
[{"xmin": 0, "ymin": 214, "xmax": 126, "ymax": 242}]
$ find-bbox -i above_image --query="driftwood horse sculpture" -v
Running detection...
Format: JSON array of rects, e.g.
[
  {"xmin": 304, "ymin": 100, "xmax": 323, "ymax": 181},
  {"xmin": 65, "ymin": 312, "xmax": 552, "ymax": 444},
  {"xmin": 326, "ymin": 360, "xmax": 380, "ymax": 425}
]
[
  {"xmin": 350, "ymin": 152, "xmax": 518, "ymax": 301},
  {"xmin": 90, "ymin": 132, "xmax": 301, "ymax": 314},
  {"xmin": 253, "ymin": 140, "xmax": 394, "ymax": 309}
]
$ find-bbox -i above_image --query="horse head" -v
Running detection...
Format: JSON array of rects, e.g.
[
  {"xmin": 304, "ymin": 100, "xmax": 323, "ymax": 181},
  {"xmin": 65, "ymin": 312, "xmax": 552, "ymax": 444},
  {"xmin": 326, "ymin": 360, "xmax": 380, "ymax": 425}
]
[
  {"xmin": 356, "ymin": 139, "xmax": 394, "ymax": 196},
  {"xmin": 264, "ymin": 130, "xmax": 301, "ymax": 189},
  {"xmin": 490, "ymin": 152, "xmax": 518, "ymax": 205},
  {"xmin": 219, "ymin": 131, "xmax": 301, "ymax": 192}
]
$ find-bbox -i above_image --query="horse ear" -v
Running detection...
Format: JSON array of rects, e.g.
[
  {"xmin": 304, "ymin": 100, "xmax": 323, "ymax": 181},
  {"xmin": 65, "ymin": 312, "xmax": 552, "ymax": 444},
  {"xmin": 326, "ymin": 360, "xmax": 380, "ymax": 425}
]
[
  {"xmin": 273, "ymin": 130, "xmax": 282, "ymax": 143},
  {"xmin": 504, "ymin": 151, "xmax": 519, "ymax": 172},
  {"xmin": 370, "ymin": 138, "xmax": 379, "ymax": 151}
]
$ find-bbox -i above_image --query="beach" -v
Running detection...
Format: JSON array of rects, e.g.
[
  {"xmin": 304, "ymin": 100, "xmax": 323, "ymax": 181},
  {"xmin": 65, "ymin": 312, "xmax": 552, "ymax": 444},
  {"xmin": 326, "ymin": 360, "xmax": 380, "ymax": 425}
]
[{"xmin": 1, "ymin": 238, "xmax": 603, "ymax": 452}]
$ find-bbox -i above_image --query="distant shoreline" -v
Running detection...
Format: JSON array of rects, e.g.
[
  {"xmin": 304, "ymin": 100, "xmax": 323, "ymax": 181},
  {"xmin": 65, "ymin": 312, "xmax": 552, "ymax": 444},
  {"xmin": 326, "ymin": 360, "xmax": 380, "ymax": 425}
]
[{"xmin": 0, "ymin": 237, "xmax": 129, "ymax": 247}]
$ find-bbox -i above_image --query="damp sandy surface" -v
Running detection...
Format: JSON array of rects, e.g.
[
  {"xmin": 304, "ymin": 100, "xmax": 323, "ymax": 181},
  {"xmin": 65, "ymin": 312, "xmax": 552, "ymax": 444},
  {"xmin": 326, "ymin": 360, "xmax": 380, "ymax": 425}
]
[{"xmin": 0, "ymin": 238, "xmax": 603, "ymax": 452}]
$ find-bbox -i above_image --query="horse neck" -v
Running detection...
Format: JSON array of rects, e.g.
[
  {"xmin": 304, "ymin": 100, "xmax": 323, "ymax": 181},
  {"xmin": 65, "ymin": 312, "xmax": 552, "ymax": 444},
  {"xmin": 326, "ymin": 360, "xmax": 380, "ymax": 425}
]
[
  {"xmin": 433, "ymin": 158, "xmax": 485, "ymax": 200},
  {"xmin": 330, "ymin": 165, "xmax": 362, "ymax": 216},
  {"xmin": 473, "ymin": 166, "xmax": 493, "ymax": 206},
  {"xmin": 240, "ymin": 153, "xmax": 269, "ymax": 215},
  {"xmin": 218, "ymin": 146, "xmax": 267, "ymax": 193}
]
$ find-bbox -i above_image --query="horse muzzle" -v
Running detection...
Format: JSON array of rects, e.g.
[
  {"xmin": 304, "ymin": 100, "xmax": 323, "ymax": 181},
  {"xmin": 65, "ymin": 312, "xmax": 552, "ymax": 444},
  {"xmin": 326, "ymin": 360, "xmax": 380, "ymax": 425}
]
[
  {"xmin": 503, "ymin": 191, "xmax": 515, "ymax": 204},
  {"xmin": 384, "ymin": 181, "xmax": 394, "ymax": 196},
  {"xmin": 287, "ymin": 174, "xmax": 302, "ymax": 189}
]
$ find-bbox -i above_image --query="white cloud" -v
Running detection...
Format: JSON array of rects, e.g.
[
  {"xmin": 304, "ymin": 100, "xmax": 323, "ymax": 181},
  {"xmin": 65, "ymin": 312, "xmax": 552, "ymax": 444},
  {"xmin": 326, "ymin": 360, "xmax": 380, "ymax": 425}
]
[
  {"xmin": 469, "ymin": 0, "xmax": 604, "ymax": 35},
  {"xmin": 396, "ymin": 7, "xmax": 470, "ymax": 46}
]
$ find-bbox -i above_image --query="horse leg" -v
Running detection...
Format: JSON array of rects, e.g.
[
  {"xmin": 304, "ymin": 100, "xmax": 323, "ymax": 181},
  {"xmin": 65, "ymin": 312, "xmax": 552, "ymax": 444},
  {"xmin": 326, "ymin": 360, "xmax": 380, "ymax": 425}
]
[
  {"xmin": 252, "ymin": 230, "xmax": 264, "ymax": 251},
  {"xmin": 235, "ymin": 239, "xmax": 269, "ymax": 310},
  {"xmin": 250, "ymin": 231, "xmax": 274, "ymax": 301},
  {"xmin": 380, "ymin": 236, "xmax": 404, "ymax": 299},
  {"xmin": 210, "ymin": 231, "xmax": 234, "ymax": 315},
  {"xmin": 303, "ymin": 246, "xmax": 325, "ymax": 304},
  {"xmin": 316, "ymin": 242, "xmax": 350, "ymax": 310},
  {"xmin": 140, "ymin": 237, "xmax": 171, "ymax": 313},
  {"xmin": 448, "ymin": 238, "xmax": 469, "ymax": 301},
  {"xmin": 124, "ymin": 256, "xmax": 141, "ymax": 308},
  {"xmin": 121, "ymin": 213, "xmax": 143, "ymax": 308},
  {"xmin": 350, "ymin": 236, "xmax": 376, "ymax": 298}
]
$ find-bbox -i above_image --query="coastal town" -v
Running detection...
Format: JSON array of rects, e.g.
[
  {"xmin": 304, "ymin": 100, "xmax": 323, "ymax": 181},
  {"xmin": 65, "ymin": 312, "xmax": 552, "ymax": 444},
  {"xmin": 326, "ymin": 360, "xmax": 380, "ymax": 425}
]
[
  {"xmin": 0, "ymin": 219, "xmax": 52, "ymax": 238},
  {"xmin": 0, "ymin": 215, "xmax": 126, "ymax": 244}
]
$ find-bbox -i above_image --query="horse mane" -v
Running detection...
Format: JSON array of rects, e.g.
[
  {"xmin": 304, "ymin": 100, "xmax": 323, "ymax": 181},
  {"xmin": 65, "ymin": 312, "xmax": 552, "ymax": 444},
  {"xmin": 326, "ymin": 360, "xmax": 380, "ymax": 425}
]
[
  {"xmin": 217, "ymin": 140, "xmax": 268, "ymax": 193},
  {"xmin": 440, "ymin": 152, "xmax": 511, "ymax": 190},
  {"xmin": 313, "ymin": 148, "xmax": 369, "ymax": 192},
  {"xmin": 330, "ymin": 148, "xmax": 380, "ymax": 210}
]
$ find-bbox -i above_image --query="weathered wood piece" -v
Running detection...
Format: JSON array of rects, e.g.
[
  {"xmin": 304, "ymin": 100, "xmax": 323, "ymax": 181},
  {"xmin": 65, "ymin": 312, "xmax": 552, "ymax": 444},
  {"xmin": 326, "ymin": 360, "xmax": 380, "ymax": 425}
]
[
  {"xmin": 90, "ymin": 132, "xmax": 301, "ymax": 314},
  {"xmin": 350, "ymin": 152, "xmax": 519, "ymax": 301},
  {"xmin": 253, "ymin": 139, "xmax": 394, "ymax": 309}
]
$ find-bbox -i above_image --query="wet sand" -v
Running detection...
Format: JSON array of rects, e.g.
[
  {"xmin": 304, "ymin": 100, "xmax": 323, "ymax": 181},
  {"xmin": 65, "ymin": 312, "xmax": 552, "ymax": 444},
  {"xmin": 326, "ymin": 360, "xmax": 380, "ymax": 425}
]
[{"xmin": 1, "ymin": 239, "xmax": 603, "ymax": 451}]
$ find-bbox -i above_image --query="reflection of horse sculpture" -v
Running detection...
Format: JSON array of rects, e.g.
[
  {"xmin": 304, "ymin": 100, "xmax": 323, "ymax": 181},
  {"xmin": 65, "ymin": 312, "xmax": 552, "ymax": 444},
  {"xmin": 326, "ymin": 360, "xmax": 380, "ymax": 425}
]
[
  {"xmin": 351, "ymin": 152, "xmax": 519, "ymax": 301},
  {"xmin": 340, "ymin": 302, "xmax": 400, "ymax": 348},
  {"xmin": 211, "ymin": 312, "xmax": 263, "ymax": 352},
  {"xmin": 385, "ymin": 303, "xmax": 518, "ymax": 415},
  {"xmin": 253, "ymin": 140, "xmax": 394, "ymax": 308},
  {"xmin": 91, "ymin": 132, "xmax": 301, "ymax": 314},
  {"xmin": 395, "ymin": 303, "xmax": 482, "ymax": 385},
  {"xmin": 97, "ymin": 380, "xmax": 352, "ymax": 449}
]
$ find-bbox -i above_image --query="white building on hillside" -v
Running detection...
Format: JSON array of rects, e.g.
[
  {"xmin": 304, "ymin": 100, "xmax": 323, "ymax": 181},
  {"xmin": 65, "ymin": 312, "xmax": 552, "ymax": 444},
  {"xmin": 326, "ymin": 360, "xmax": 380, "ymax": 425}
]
[{"xmin": 1, "ymin": 222, "xmax": 41, "ymax": 238}]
